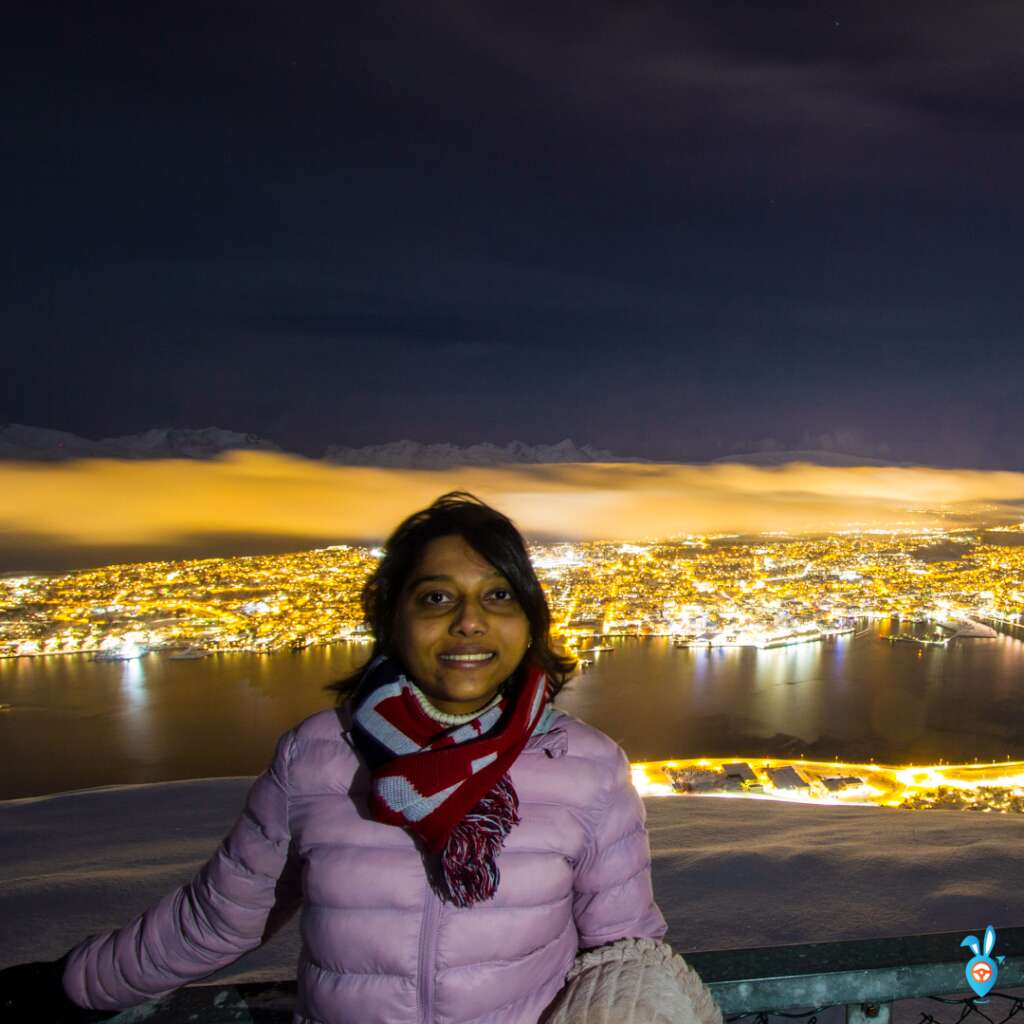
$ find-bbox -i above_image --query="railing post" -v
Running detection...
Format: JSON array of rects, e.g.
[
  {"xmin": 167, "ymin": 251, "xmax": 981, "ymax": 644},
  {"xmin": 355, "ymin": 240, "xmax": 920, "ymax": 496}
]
[{"xmin": 846, "ymin": 1002, "xmax": 891, "ymax": 1024}]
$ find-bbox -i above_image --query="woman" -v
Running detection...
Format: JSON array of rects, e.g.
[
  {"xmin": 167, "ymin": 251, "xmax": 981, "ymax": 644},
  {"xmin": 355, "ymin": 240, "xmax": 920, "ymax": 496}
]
[{"xmin": 1, "ymin": 492, "xmax": 720, "ymax": 1024}]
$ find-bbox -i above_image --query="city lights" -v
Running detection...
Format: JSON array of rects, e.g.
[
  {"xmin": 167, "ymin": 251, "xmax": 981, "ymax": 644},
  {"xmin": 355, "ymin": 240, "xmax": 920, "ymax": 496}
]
[
  {"xmin": 2, "ymin": 523, "xmax": 1022, "ymax": 662},
  {"xmin": 2, "ymin": 523, "xmax": 1022, "ymax": 814}
]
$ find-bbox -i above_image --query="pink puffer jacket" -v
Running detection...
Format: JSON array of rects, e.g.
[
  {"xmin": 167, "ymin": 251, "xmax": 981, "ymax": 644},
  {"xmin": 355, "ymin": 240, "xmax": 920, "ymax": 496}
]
[{"xmin": 62, "ymin": 706, "xmax": 667, "ymax": 1023}]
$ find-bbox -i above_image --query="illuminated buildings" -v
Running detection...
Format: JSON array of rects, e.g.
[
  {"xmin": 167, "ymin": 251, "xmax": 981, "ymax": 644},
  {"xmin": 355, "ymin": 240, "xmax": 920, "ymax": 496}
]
[
  {"xmin": 631, "ymin": 756, "xmax": 1024, "ymax": 814},
  {"xmin": 1, "ymin": 524, "xmax": 1022, "ymax": 659}
]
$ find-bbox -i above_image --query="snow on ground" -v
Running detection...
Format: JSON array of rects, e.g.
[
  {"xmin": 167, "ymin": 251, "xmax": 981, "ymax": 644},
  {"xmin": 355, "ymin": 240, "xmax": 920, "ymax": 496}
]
[
  {"xmin": 3, "ymin": 780, "xmax": 1023, "ymax": 1015},
  {"xmin": 644, "ymin": 796, "xmax": 1024, "ymax": 948}
]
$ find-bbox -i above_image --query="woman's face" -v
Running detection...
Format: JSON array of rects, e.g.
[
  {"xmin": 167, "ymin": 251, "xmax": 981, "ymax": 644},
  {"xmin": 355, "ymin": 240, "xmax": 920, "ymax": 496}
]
[{"xmin": 392, "ymin": 534, "xmax": 531, "ymax": 715}]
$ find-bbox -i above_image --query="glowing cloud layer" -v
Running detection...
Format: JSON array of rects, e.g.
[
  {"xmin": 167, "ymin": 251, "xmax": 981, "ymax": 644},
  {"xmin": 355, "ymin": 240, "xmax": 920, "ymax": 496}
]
[{"xmin": 2, "ymin": 452, "xmax": 1024, "ymax": 569}]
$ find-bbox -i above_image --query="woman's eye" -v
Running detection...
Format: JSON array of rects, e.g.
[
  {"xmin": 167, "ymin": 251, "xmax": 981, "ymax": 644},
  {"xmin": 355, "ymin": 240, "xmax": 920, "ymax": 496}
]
[{"xmin": 416, "ymin": 588, "xmax": 515, "ymax": 607}]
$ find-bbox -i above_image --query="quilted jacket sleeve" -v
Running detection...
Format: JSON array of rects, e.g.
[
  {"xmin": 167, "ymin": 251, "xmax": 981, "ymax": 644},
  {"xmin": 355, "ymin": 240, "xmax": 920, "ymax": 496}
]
[
  {"xmin": 62, "ymin": 729, "xmax": 300, "ymax": 1012},
  {"xmin": 572, "ymin": 743, "xmax": 667, "ymax": 949}
]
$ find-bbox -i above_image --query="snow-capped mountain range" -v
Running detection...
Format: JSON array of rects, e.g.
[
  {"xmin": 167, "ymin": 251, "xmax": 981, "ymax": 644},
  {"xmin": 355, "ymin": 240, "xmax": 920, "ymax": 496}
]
[
  {"xmin": 322, "ymin": 438, "xmax": 630, "ymax": 467},
  {"xmin": 0, "ymin": 424, "xmax": 282, "ymax": 461},
  {"xmin": 0, "ymin": 424, "xmax": 894, "ymax": 467},
  {"xmin": 712, "ymin": 449, "xmax": 894, "ymax": 467},
  {"xmin": 0, "ymin": 424, "xmax": 632, "ymax": 466}
]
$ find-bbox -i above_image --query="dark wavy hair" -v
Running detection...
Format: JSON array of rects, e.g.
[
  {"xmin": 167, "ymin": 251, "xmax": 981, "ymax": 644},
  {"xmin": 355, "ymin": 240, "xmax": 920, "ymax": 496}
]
[{"xmin": 324, "ymin": 491, "xmax": 577, "ymax": 703}]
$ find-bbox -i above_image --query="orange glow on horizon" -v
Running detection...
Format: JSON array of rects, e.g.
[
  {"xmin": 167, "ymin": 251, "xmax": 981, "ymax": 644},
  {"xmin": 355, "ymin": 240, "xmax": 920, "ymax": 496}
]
[{"xmin": 2, "ymin": 452, "xmax": 1023, "ymax": 566}]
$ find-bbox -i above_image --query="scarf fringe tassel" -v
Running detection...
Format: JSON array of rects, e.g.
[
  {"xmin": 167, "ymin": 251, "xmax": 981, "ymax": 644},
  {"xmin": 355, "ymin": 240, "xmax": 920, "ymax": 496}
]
[{"xmin": 439, "ymin": 773, "xmax": 521, "ymax": 907}]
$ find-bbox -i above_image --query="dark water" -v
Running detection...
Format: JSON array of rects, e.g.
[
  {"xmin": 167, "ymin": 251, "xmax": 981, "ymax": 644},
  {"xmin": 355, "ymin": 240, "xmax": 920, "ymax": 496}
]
[{"xmin": 3, "ymin": 620, "xmax": 1024, "ymax": 800}]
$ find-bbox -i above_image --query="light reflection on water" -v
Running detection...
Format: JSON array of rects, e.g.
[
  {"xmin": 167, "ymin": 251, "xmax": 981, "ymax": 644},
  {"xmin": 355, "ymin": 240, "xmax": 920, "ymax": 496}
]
[
  {"xmin": 0, "ymin": 644, "xmax": 369, "ymax": 799},
  {"xmin": 557, "ymin": 621, "xmax": 1024, "ymax": 765},
  {"xmin": 116, "ymin": 655, "xmax": 160, "ymax": 766},
  {"xmin": 1, "ymin": 621, "xmax": 1023, "ymax": 799}
]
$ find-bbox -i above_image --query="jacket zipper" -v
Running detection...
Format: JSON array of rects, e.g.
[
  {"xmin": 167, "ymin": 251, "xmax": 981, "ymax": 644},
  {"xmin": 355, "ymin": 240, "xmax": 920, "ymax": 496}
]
[{"xmin": 417, "ymin": 877, "xmax": 442, "ymax": 1024}]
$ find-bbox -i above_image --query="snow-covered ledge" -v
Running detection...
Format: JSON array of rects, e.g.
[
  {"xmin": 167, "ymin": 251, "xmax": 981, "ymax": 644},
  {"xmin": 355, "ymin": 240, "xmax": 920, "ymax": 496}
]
[{"xmin": 3, "ymin": 779, "xmax": 1024, "ymax": 1017}]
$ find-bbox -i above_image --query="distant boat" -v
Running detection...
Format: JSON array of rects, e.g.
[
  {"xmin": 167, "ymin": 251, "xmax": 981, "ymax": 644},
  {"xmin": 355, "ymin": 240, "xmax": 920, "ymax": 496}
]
[
  {"xmin": 91, "ymin": 643, "xmax": 147, "ymax": 661},
  {"xmin": 167, "ymin": 645, "xmax": 208, "ymax": 660},
  {"xmin": 579, "ymin": 645, "xmax": 614, "ymax": 653},
  {"xmin": 822, "ymin": 625, "xmax": 855, "ymax": 638},
  {"xmin": 759, "ymin": 630, "xmax": 823, "ymax": 650}
]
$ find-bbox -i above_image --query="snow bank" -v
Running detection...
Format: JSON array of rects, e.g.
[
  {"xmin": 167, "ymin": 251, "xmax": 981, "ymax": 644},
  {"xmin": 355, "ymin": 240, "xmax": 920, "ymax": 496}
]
[
  {"xmin": 3, "ymin": 780, "xmax": 1023, "ymax": 987},
  {"xmin": 645, "ymin": 797, "xmax": 1024, "ymax": 948}
]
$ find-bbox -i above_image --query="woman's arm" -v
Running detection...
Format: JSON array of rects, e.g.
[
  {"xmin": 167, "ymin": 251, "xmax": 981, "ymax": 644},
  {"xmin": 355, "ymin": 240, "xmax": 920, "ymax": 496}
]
[
  {"xmin": 572, "ymin": 743, "xmax": 667, "ymax": 948},
  {"xmin": 60, "ymin": 729, "xmax": 300, "ymax": 1012}
]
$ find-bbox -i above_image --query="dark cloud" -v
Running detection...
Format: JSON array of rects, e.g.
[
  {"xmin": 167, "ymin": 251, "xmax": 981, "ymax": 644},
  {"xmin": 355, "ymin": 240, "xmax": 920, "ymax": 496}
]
[{"xmin": 3, "ymin": 2, "xmax": 1024, "ymax": 466}]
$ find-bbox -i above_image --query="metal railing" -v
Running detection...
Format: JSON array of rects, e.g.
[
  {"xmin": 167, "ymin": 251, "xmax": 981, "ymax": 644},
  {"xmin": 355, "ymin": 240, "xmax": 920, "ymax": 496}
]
[
  {"xmin": 99, "ymin": 927, "xmax": 1024, "ymax": 1023},
  {"xmin": 687, "ymin": 926, "xmax": 1024, "ymax": 1024}
]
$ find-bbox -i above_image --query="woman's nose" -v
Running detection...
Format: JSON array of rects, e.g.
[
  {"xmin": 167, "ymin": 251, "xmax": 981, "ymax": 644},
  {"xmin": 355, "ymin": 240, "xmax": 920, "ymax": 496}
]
[{"xmin": 450, "ymin": 599, "xmax": 487, "ymax": 635}]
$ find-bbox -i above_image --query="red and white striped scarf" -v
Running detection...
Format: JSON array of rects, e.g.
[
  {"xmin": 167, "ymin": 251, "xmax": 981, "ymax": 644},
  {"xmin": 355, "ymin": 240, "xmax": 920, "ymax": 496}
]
[{"xmin": 350, "ymin": 654, "xmax": 549, "ymax": 906}]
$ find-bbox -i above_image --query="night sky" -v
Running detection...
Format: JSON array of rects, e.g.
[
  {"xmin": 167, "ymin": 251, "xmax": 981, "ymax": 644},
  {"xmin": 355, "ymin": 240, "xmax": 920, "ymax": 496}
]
[{"xmin": 4, "ymin": 2, "xmax": 1024, "ymax": 468}]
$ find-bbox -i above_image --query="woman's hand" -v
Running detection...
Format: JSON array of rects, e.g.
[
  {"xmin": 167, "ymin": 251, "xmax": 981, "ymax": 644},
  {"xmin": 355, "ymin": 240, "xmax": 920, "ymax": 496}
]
[{"xmin": 0, "ymin": 955, "xmax": 118, "ymax": 1023}]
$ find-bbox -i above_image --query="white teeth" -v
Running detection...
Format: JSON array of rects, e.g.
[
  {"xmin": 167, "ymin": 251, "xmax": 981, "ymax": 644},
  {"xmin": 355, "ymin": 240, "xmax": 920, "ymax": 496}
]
[{"xmin": 440, "ymin": 653, "xmax": 494, "ymax": 662}]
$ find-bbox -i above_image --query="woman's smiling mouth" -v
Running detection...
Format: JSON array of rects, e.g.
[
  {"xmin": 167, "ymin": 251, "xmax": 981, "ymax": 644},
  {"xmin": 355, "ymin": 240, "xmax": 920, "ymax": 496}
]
[{"xmin": 439, "ymin": 651, "xmax": 496, "ymax": 668}]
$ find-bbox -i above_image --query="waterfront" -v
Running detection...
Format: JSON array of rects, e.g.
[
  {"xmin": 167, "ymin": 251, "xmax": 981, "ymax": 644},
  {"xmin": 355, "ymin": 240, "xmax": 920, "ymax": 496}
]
[
  {"xmin": 1, "ymin": 619, "xmax": 1023, "ymax": 800},
  {"xmin": 559, "ymin": 618, "xmax": 1024, "ymax": 766}
]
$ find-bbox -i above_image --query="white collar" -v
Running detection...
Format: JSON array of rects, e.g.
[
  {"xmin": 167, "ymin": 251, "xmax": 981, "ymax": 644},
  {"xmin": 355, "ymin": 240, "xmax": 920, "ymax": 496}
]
[{"xmin": 408, "ymin": 680, "xmax": 504, "ymax": 726}]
